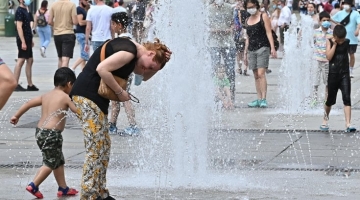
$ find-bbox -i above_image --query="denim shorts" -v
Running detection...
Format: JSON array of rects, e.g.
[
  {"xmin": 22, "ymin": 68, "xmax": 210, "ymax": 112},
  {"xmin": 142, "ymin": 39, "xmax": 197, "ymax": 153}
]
[{"xmin": 76, "ymin": 33, "xmax": 89, "ymax": 61}]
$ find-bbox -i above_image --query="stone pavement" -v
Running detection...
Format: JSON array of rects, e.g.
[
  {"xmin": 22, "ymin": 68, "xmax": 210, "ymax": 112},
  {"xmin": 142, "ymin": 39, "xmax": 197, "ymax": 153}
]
[{"xmin": 1, "ymin": 37, "xmax": 360, "ymax": 199}]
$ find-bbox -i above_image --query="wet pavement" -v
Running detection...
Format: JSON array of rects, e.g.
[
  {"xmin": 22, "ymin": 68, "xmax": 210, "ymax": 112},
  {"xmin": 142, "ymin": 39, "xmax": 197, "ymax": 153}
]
[{"xmin": 1, "ymin": 36, "xmax": 360, "ymax": 199}]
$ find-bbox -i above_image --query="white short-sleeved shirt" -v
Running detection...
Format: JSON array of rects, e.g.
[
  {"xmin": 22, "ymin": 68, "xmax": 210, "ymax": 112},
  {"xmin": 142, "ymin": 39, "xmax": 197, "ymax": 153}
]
[
  {"xmin": 113, "ymin": 6, "xmax": 127, "ymax": 13},
  {"xmin": 86, "ymin": 5, "xmax": 113, "ymax": 42}
]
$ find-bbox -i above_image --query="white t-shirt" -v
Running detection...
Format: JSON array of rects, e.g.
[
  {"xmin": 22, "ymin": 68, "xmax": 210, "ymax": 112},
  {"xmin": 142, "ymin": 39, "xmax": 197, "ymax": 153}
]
[
  {"xmin": 113, "ymin": 6, "xmax": 127, "ymax": 13},
  {"xmin": 277, "ymin": 6, "xmax": 292, "ymax": 26},
  {"xmin": 86, "ymin": 5, "xmax": 113, "ymax": 42}
]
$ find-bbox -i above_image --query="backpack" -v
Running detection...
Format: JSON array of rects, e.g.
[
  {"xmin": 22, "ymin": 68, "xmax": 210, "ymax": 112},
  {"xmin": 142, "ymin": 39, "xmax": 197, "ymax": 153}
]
[{"xmin": 37, "ymin": 9, "xmax": 47, "ymax": 27}]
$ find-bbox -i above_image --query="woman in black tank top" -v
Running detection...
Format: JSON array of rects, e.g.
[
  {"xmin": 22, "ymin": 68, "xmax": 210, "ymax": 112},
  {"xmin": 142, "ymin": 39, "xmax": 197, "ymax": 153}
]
[
  {"xmin": 244, "ymin": 0, "xmax": 277, "ymax": 108},
  {"xmin": 70, "ymin": 12, "xmax": 172, "ymax": 200}
]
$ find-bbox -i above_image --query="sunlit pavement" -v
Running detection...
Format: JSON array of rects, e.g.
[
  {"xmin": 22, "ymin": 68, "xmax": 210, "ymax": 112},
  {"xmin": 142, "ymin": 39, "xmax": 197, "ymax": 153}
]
[{"xmin": 2, "ymin": 37, "xmax": 360, "ymax": 199}]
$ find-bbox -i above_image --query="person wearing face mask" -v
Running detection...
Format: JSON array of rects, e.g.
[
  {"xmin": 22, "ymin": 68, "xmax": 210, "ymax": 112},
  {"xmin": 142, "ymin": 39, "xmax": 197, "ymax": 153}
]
[
  {"xmin": 299, "ymin": 0, "xmax": 307, "ymax": 14},
  {"xmin": 208, "ymin": 0, "xmax": 237, "ymax": 102},
  {"xmin": 277, "ymin": 0, "xmax": 291, "ymax": 47},
  {"xmin": 70, "ymin": 10, "xmax": 172, "ymax": 198},
  {"xmin": 311, "ymin": 11, "xmax": 333, "ymax": 107},
  {"xmin": 244, "ymin": 0, "xmax": 277, "ymax": 108},
  {"xmin": 13, "ymin": 0, "xmax": 39, "ymax": 92},
  {"xmin": 307, "ymin": 3, "xmax": 320, "ymax": 29},
  {"xmin": 331, "ymin": 0, "xmax": 360, "ymax": 78}
]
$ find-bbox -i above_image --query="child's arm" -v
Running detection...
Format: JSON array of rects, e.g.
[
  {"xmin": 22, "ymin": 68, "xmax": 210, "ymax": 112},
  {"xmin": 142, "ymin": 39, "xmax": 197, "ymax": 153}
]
[
  {"xmin": 326, "ymin": 38, "xmax": 336, "ymax": 61},
  {"xmin": 66, "ymin": 97, "xmax": 78, "ymax": 115},
  {"xmin": 10, "ymin": 96, "xmax": 42, "ymax": 125}
]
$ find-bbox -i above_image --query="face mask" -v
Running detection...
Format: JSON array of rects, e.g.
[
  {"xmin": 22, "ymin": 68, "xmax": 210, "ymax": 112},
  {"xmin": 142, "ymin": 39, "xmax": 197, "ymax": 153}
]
[
  {"xmin": 278, "ymin": 5, "xmax": 282, "ymax": 9},
  {"xmin": 308, "ymin": 11, "xmax": 314, "ymax": 15},
  {"xmin": 24, "ymin": 0, "xmax": 32, "ymax": 6},
  {"xmin": 343, "ymin": 4, "xmax": 350, "ymax": 10},
  {"xmin": 321, "ymin": 21, "xmax": 331, "ymax": 28},
  {"xmin": 272, "ymin": 5, "xmax": 277, "ymax": 9},
  {"xmin": 260, "ymin": 7, "xmax": 265, "ymax": 12},
  {"xmin": 215, "ymin": 0, "xmax": 224, "ymax": 6},
  {"xmin": 134, "ymin": 74, "xmax": 144, "ymax": 86},
  {"xmin": 247, "ymin": 8, "xmax": 257, "ymax": 15}
]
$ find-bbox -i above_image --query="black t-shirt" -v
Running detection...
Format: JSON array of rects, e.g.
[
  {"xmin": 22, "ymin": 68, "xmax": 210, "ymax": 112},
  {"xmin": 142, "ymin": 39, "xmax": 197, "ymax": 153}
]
[
  {"xmin": 70, "ymin": 38, "xmax": 138, "ymax": 114},
  {"xmin": 329, "ymin": 39, "xmax": 350, "ymax": 74},
  {"xmin": 15, "ymin": 7, "xmax": 33, "ymax": 41},
  {"xmin": 75, "ymin": 6, "xmax": 87, "ymax": 34}
]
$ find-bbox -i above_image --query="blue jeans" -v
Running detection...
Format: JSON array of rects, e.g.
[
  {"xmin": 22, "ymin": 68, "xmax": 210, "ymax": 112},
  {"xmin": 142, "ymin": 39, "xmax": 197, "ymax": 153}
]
[
  {"xmin": 76, "ymin": 33, "xmax": 89, "ymax": 61},
  {"xmin": 36, "ymin": 25, "xmax": 51, "ymax": 48},
  {"xmin": 92, "ymin": 41, "xmax": 105, "ymax": 51}
]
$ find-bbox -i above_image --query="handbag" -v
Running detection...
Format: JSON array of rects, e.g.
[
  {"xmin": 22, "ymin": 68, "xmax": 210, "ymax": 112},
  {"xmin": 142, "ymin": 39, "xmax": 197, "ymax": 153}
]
[
  {"xmin": 340, "ymin": 10, "xmax": 352, "ymax": 26},
  {"xmin": 97, "ymin": 40, "xmax": 128, "ymax": 101}
]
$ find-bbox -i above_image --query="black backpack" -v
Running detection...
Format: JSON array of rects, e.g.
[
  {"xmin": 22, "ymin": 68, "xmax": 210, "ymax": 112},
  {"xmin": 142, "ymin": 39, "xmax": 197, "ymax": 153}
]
[{"xmin": 37, "ymin": 9, "xmax": 47, "ymax": 27}]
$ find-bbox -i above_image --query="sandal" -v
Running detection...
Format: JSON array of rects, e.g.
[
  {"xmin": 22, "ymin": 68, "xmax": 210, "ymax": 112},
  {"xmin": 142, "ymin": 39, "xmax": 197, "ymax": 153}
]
[
  {"xmin": 320, "ymin": 124, "xmax": 329, "ymax": 131},
  {"xmin": 57, "ymin": 186, "xmax": 79, "ymax": 197},
  {"xmin": 345, "ymin": 126, "xmax": 356, "ymax": 133},
  {"xmin": 26, "ymin": 182, "xmax": 44, "ymax": 199}
]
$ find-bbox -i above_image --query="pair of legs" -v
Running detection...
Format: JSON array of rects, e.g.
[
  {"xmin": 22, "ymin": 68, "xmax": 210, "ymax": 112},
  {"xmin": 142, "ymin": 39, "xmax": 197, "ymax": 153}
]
[
  {"xmin": 54, "ymin": 34, "xmax": 76, "ymax": 68},
  {"xmin": 0, "ymin": 59, "xmax": 17, "ymax": 109},
  {"xmin": 37, "ymin": 25, "xmax": 51, "ymax": 57},
  {"xmin": 109, "ymin": 100, "xmax": 136, "ymax": 126},
  {"xmin": 32, "ymin": 165, "xmax": 67, "ymax": 190},
  {"xmin": 73, "ymin": 96, "xmax": 112, "ymax": 200},
  {"xmin": 210, "ymin": 47, "xmax": 236, "ymax": 101},
  {"xmin": 216, "ymin": 86, "xmax": 234, "ymax": 109},
  {"xmin": 14, "ymin": 39, "xmax": 36, "ymax": 89},
  {"xmin": 322, "ymin": 73, "xmax": 353, "ymax": 129},
  {"xmin": 235, "ymin": 41, "xmax": 249, "ymax": 75},
  {"xmin": 313, "ymin": 61, "xmax": 329, "ymax": 103},
  {"xmin": 72, "ymin": 33, "xmax": 89, "ymax": 71},
  {"xmin": 132, "ymin": 21, "xmax": 144, "ymax": 43}
]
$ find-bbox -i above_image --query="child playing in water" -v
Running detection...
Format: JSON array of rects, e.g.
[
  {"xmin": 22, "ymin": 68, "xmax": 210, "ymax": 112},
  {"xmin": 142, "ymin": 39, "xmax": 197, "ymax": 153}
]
[
  {"xmin": 312, "ymin": 11, "xmax": 333, "ymax": 106},
  {"xmin": 320, "ymin": 25, "xmax": 356, "ymax": 132},
  {"xmin": 10, "ymin": 67, "xmax": 79, "ymax": 198},
  {"xmin": 215, "ymin": 66, "xmax": 234, "ymax": 109}
]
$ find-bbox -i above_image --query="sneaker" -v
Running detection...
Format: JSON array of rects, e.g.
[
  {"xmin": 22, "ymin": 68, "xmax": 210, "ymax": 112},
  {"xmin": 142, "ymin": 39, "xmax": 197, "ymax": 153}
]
[
  {"xmin": 109, "ymin": 123, "xmax": 118, "ymax": 135},
  {"xmin": 27, "ymin": 85, "xmax": 39, "ymax": 91},
  {"xmin": 259, "ymin": 99, "xmax": 268, "ymax": 108},
  {"xmin": 121, "ymin": 125, "xmax": 141, "ymax": 136},
  {"xmin": 40, "ymin": 47, "xmax": 46, "ymax": 58},
  {"xmin": 243, "ymin": 69, "xmax": 250, "ymax": 76},
  {"xmin": 310, "ymin": 99, "xmax": 317, "ymax": 107},
  {"xmin": 14, "ymin": 84, "xmax": 27, "ymax": 91},
  {"xmin": 26, "ymin": 182, "xmax": 44, "ymax": 199},
  {"xmin": 57, "ymin": 186, "xmax": 78, "ymax": 197},
  {"xmin": 345, "ymin": 126, "xmax": 356, "ymax": 133},
  {"xmin": 266, "ymin": 69, "xmax": 272, "ymax": 74},
  {"xmin": 248, "ymin": 99, "xmax": 260, "ymax": 108}
]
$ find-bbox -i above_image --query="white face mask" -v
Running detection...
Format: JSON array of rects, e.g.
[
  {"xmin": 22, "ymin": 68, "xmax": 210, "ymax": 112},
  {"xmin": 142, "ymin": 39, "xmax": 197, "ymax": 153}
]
[
  {"xmin": 343, "ymin": 4, "xmax": 350, "ymax": 10},
  {"xmin": 260, "ymin": 7, "xmax": 265, "ymax": 12},
  {"xmin": 215, "ymin": 0, "xmax": 224, "ymax": 6},
  {"xmin": 247, "ymin": 8, "xmax": 257, "ymax": 15}
]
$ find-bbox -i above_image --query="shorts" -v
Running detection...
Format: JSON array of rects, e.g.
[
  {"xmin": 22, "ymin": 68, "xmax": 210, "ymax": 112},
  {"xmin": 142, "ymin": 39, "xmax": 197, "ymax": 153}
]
[
  {"xmin": 35, "ymin": 128, "xmax": 65, "ymax": 170},
  {"xmin": 75, "ymin": 33, "xmax": 89, "ymax": 61},
  {"xmin": 235, "ymin": 40, "xmax": 245, "ymax": 52},
  {"xmin": 314, "ymin": 61, "xmax": 329, "ymax": 86},
  {"xmin": 54, "ymin": 34, "xmax": 76, "ymax": 58},
  {"xmin": 16, "ymin": 39, "xmax": 33, "ymax": 59},
  {"xmin": 348, "ymin": 44, "xmax": 357, "ymax": 54},
  {"xmin": 248, "ymin": 47, "xmax": 270, "ymax": 70},
  {"xmin": 326, "ymin": 73, "xmax": 351, "ymax": 107},
  {"xmin": 0, "ymin": 57, "xmax": 4, "ymax": 65}
]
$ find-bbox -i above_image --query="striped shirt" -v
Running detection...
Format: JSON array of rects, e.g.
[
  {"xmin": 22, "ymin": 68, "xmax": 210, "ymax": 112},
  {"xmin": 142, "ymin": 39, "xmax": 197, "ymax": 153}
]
[{"xmin": 314, "ymin": 28, "xmax": 333, "ymax": 62}]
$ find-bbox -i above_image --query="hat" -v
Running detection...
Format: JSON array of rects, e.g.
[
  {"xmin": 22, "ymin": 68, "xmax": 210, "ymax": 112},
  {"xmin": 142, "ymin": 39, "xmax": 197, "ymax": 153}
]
[{"xmin": 342, "ymin": 0, "xmax": 353, "ymax": 5}]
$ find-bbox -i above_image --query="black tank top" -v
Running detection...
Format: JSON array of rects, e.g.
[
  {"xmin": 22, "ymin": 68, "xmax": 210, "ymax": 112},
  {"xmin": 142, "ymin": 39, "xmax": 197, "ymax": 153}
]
[
  {"xmin": 245, "ymin": 13, "xmax": 270, "ymax": 51},
  {"xmin": 329, "ymin": 39, "xmax": 350, "ymax": 74},
  {"xmin": 70, "ymin": 38, "xmax": 137, "ymax": 114}
]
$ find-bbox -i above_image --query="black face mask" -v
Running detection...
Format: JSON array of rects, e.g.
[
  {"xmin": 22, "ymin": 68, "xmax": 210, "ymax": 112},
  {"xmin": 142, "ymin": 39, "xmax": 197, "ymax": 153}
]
[{"xmin": 81, "ymin": 2, "xmax": 87, "ymax": 7}]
